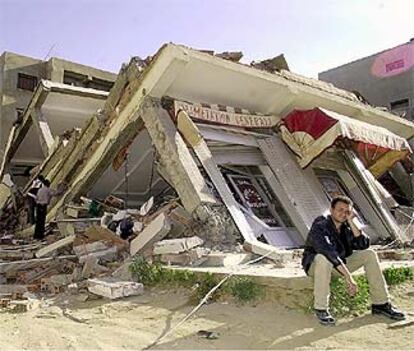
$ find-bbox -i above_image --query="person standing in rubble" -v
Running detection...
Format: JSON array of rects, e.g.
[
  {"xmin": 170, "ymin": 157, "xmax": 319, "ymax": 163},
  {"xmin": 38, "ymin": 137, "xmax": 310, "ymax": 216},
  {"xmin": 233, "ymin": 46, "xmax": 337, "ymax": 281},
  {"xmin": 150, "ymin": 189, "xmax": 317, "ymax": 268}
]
[
  {"xmin": 302, "ymin": 195, "xmax": 405, "ymax": 326},
  {"xmin": 27, "ymin": 175, "xmax": 45, "ymax": 225},
  {"xmin": 33, "ymin": 179, "xmax": 53, "ymax": 240}
]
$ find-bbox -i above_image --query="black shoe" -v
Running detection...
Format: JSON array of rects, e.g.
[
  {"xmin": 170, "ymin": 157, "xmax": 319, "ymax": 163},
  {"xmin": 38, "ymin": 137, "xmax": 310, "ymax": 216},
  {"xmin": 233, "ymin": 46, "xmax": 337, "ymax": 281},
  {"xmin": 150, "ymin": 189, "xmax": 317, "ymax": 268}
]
[
  {"xmin": 314, "ymin": 309, "xmax": 336, "ymax": 326},
  {"xmin": 372, "ymin": 303, "xmax": 406, "ymax": 321}
]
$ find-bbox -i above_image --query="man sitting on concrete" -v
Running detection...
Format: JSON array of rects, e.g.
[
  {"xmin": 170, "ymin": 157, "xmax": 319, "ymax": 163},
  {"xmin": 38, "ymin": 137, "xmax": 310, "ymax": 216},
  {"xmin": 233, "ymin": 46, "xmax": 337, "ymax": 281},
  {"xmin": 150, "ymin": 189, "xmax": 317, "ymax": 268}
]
[{"xmin": 302, "ymin": 195, "xmax": 405, "ymax": 326}]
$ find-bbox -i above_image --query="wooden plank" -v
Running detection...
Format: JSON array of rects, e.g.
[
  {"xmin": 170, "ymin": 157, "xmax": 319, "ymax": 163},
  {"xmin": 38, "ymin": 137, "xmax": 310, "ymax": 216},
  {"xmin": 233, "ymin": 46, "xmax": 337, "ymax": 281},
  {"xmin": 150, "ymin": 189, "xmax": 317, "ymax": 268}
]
[{"xmin": 35, "ymin": 235, "xmax": 76, "ymax": 258}]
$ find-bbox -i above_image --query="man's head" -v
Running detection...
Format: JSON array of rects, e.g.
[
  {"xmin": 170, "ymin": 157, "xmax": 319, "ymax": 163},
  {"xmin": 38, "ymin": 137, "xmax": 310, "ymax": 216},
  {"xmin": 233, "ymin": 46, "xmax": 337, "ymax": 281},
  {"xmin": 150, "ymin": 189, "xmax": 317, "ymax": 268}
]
[
  {"xmin": 43, "ymin": 179, "xmax": 51, "ymax": 187},
  {"xmin": 330, "ymin": 195, "xmax": 353, "ymax": 224}
]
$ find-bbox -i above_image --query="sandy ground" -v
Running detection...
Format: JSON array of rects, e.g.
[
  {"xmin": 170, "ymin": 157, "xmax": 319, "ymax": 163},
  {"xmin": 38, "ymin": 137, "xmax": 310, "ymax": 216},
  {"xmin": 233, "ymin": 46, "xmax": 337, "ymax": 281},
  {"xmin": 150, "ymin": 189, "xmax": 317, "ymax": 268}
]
[{"xmin": 0, "ymin": 281, "xmax": 413, "ymax": 350}]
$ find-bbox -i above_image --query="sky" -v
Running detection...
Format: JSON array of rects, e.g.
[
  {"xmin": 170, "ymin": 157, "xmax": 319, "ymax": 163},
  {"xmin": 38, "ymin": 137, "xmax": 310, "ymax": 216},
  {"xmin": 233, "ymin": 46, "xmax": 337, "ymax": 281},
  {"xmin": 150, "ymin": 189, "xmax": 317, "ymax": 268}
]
[{"xmin": 0, "ymin": 0, "xmax": 413, "ymax": 78}]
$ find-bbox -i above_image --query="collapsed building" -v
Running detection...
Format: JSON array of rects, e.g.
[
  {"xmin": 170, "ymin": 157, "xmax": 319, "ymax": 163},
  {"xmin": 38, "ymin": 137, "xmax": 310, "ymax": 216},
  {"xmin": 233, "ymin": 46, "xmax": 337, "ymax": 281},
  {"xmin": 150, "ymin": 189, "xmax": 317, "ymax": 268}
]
[{"xmin": 1, "ymin": 44, "xmax": 414, "ymax": 272}]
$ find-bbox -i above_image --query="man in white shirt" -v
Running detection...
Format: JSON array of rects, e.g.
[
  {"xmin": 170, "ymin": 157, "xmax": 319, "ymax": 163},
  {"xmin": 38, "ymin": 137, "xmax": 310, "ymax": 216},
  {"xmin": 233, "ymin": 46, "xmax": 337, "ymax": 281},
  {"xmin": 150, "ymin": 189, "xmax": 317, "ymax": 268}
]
[
  {"xmin": 27, "ymin": 175, "xmax": 45, "ymax": 225},
  {"xmin": 34, "ymin": 179, "xmax": 53, "ymax": 240}
]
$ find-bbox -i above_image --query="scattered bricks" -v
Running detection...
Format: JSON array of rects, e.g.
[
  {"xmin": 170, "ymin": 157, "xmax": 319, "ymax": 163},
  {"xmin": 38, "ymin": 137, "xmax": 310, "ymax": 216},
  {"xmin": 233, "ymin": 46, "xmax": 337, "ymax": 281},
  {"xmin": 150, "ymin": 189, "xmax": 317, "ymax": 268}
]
[
  {"xmin": 41, "ymin": 274, "xmax": 71, "ymax": 295},
  {"xmin": 79, "ymin": 246, "xmax": 118, "ymax": 264},
  {"xmin": 130, "ymin": 213, "xmax": 171, "ymax": 256},
  {"xmin": 0, "ymin": 298, "xmax": 10, "ymax": 308},
  {"xmin": 153, "ymin": 236, "xmax": 204, "ymax": 255},
  {"xmin": 87, "ymin": 277, "xmax": 144, "ymax": 299},
  {"xmin": 73, "ymin": 240, "xmax": 109, "ymax": 257},
  {"xmin": 0, "ymin": 285, "xmax": 28, "ymax": 295}
]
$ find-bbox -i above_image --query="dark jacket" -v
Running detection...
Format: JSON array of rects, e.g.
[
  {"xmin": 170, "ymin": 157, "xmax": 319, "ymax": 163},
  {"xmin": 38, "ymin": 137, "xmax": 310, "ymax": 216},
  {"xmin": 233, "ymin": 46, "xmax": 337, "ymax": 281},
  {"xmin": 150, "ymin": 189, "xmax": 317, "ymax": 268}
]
[{"xmin": 301, "ymin": 215, "xmax": 370, "ymax": 274}]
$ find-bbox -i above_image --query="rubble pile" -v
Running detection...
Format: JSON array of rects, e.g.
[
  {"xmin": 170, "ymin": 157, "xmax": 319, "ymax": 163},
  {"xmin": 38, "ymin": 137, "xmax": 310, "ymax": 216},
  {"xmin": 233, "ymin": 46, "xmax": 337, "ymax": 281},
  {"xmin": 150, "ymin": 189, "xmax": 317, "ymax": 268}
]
[{"xmin": 0, "ymin": 192, "xmax": 254, "ymax": 312}]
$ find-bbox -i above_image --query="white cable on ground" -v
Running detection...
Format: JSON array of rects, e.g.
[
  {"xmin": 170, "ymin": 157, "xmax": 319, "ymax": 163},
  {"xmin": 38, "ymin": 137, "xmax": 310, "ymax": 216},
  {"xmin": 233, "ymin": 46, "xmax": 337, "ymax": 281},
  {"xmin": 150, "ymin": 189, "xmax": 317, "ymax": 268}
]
[{"xmin": 144, "ymin": 250, "xmax": 274, "ymax": 349}]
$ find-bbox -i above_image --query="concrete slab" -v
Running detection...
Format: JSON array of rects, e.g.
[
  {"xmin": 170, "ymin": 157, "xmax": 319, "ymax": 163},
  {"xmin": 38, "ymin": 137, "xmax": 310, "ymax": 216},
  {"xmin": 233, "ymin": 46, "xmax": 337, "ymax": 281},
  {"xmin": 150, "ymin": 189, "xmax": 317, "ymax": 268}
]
[
  {"xmin": 153, "ymin": 236, "xmax": 203, "ymax": 255},
  {"xmin": 35, "ymin": 235, "xmax": 76, "ymax": 258},
  {"xmin": 87, "ymin": 277, "xmax": 144, "ymax": 299},
  {"xmin": 200, "ymin": 252, "xmax": 252, "ymax": 267},
  {"xmin": 130, "ymin": 213, "xmax": 171, "ymax": 256}
]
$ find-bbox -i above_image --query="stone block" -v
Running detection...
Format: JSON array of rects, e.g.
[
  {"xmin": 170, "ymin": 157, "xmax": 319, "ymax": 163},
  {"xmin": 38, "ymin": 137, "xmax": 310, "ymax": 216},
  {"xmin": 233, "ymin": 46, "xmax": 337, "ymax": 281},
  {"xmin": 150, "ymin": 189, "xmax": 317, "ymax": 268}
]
[
  {"xmin": 79, "ymin": 246, "xmax": 117, "ymax": 264},
  {"xmin": 153, "ymin": 236, "xmax": 203, "ymax": 255},
  {"xmin": 87, "ymin": 277, "xmax": 143, "ymax": 299},
  {"xmin": 130, "ymin": 213, "xmax": 171, "ymax": 256},
  {"xmin": 73, "ymin": 240, "xmax": 109, "ymax": 256},
  {"xmin": 160, "ymin": 247, "xmax": 209, "ymax": 266},
  {"xmin": 200, "ymin": 252, "xmax": 252, "ymax": 267}
]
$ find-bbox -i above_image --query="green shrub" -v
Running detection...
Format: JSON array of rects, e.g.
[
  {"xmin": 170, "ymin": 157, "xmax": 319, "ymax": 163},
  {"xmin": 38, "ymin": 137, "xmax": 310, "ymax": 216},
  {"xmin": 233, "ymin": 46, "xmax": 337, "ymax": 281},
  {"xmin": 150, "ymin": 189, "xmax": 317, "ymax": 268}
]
[
  {"xmin": 227, "ymin": 277, "xmax": 263, "ymax": 304},
  {"xmin": 129, "ymin": 256, "xmax": 263, "ymax": 304},
  {"xmin": 383, "ymin": 266, "xmax": 413, "ymax": 286},
  {"xmin": 329, "ymin": 275, "xmax": 370, "ymax": 316}
]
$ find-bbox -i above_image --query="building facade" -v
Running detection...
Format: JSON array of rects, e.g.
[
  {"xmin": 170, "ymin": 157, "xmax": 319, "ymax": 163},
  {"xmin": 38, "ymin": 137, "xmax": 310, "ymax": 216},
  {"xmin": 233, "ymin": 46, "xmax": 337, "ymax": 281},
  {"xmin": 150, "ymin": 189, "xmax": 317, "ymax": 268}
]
[
  {"xmin": 319, "ymin": 39, "xmax": 414, "ymax": 121},
  {"xmin": 0, "ymin": 51, "xmax": 117, "ymax": 165}
]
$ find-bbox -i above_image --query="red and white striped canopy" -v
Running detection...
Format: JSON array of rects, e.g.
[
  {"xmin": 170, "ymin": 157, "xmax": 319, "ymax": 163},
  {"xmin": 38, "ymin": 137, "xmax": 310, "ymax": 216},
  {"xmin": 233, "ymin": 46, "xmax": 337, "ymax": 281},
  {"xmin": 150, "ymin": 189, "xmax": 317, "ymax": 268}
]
[{"xmin": 279, "ymin": 107, "xmax": 412, "ymax": 177}]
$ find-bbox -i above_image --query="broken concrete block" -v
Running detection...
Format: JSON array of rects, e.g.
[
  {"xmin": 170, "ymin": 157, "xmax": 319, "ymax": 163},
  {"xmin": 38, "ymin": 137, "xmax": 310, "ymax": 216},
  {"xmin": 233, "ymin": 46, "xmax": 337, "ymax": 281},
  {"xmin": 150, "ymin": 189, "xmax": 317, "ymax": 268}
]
[
  {"xmin": 200, "ymin": 252, "xmax": 252, "ymax": 267},
  {"xmin": 153, "ymin": 236, "xmax": 204, "ymax": 255},
  {"xmin": 160, "ymin": 247, "xmax": 209, "ymax": 266},
  {"xmin": 73, "ymin": 240, "xmax": 109, "ymax": 256},
  {"xmin": 243, "ymin": 240, "xmax": 290, "ymax": 267},
  {"xmin": 111, "ymin": 259, "xmax": 133, "ymax": 281},
  {"xmin": 87, "ymin": 277, "xmax": 143, "ymax": 299},
  {"xmin": 79, "ymin": 246, "xmax": 118, "ymax": 264},
  {"xmin": 35, "ymin": 235, "xmax": 76, "ymax": 258},
  {"xmin": 82, "ymin": 256, "xmax": 109, "ymax": 279},
  {"xmin": 130, "ymin": 213, "xmax": 171, "ymax": 256},
  {"xmin": 65, "ymin": 206, "xmax": 89, "ymax": 218}
]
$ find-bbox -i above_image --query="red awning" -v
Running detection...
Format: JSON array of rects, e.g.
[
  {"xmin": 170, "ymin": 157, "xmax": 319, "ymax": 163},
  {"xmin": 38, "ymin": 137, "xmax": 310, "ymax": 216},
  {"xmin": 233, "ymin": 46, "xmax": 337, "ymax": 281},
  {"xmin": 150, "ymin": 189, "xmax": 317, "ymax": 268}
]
[{"xmin": 279, "ymin": 108, "xmax": 412, "ymax": 177}]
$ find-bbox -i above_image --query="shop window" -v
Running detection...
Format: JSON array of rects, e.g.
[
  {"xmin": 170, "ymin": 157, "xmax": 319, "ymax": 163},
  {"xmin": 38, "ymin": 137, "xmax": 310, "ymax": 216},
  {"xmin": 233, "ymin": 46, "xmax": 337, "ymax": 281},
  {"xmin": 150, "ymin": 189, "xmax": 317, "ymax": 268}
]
[
  {"xmin": 221, "ymin": 166, "xmax": 294, "ymax": 228},
  {"xmin": 17, "ymin": 73, "xmax": 38, "ymax": 91}
]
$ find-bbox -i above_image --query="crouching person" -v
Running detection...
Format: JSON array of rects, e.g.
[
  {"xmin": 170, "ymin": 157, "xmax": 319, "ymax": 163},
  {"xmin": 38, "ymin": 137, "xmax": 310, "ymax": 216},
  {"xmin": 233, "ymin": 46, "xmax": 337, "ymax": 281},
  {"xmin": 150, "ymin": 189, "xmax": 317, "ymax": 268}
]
[{"xmin": 302, "ymin": 195, "xmax": 405, "ymax": 326}]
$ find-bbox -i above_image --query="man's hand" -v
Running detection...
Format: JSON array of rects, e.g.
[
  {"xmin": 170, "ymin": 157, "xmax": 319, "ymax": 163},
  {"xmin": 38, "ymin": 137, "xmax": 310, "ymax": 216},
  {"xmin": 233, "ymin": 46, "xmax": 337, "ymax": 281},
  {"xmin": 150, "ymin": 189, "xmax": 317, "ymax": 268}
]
[
  {"xmin": 346, "ymin": 277, "xmax": 358, "ymax": 297},
  {"xmin": 346, "ymin": 209, "xmax": 356, "ymax": 222}
]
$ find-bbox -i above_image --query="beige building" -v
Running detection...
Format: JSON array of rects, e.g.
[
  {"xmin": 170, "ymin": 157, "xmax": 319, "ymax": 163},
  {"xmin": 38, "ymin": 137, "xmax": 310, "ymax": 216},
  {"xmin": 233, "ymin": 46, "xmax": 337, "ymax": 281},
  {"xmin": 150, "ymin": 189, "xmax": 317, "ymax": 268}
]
[{"xmin": 0, "ymin": 51, "xmax": 117, "ymax": 172}]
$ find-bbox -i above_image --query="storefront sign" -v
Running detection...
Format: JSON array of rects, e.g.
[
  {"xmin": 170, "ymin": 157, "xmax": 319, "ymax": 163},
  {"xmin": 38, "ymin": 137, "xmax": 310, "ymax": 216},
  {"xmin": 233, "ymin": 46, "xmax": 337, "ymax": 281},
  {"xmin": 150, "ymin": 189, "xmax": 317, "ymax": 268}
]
[{"xmin": 174, "ymin": 100, "xmax": 278, "ymax": 128}]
